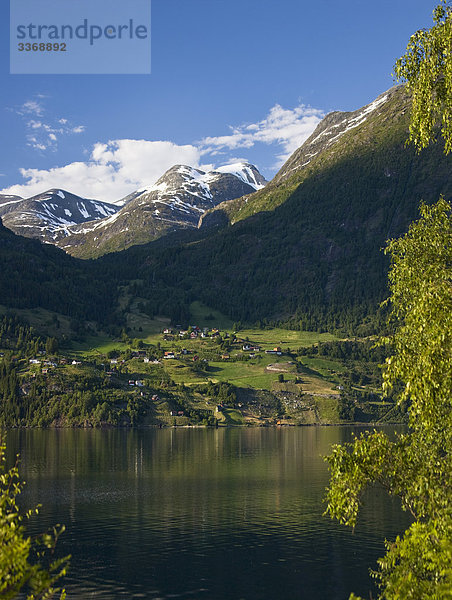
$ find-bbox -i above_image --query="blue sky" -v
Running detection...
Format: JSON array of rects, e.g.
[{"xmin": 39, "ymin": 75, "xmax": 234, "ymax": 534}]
[{"xmin": 0, "ymin": 0, "xmax": 438, "ymax": 203}]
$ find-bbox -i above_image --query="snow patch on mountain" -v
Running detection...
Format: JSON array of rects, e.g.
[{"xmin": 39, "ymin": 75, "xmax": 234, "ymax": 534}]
[
  {"xmin": 310, "ymin": 95, "xmax": 388, "ymax": 148},
  {"xmin": 215, "ymin": 163, "xmax": 266, "ymax": 190}
]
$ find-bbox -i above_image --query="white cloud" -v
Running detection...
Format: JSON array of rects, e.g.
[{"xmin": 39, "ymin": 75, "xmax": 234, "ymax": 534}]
[
  {"xmin": 1, "ymin": 140, "xmax": 209, "ymax": 203},
  {"xmin": 200, "ymin": 103, "xmax": 324, "ymax": 167},
  {"xmin": 17, "ymin": 100, "xmax": 44, "ymax": 117},
  {"xmin": 29, "ymin": 120, "xmax": 44, "ymax": 129},
  {"xmin": 1, "ymin": 101, "xmax": 325, "ymax": 202},
  {"xmin": 23, "ymin": 118, "xmax": 86, "ymax": 152},
  {"xmin": 13, "ymin": 97, "xmax": 85, "ymax": 152}
]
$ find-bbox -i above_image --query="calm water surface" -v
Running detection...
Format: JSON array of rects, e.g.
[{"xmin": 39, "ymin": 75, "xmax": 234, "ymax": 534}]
[{"xmin": 7, "ymin": 427, "xmax": 410, "ymax": 600}]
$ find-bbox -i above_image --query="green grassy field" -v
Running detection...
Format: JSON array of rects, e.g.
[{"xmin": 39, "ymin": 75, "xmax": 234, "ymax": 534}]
[
  {"xmin": 221, "ymin": 408, "xmax": 245, "ymax": 425},
  {"xmin": 298, "ymin": 357, "xmax": 345, "ymax": 384},
  {"xmin": 236, "ymin": 328, "xmax": 336, "ymax": 349},
  {"xmin": 69, "ymin": 335, "xmax": 129, "ymax": 356},
  {"xmin": 208, "ymin": 360, "xmax": 297, "ymax": 389},
  {"xmin": 127, "ymin": 312, "xmax": 170, "ymax": 338},
  {"xmin": 315, "ymin": 396, "xmax": 341, "ymax": 422},
  {"xmin": 163, "ymin": 361, "xmax": 206, "ymax": 385},
  {"xmin": 189, "ymin": 301, "xmax": 234, "ymax": 330},
  {"xmin": 205, "ymin": 353, "xmax": 297, "ymax": 387},
  {"xmin": 0, "ymin": 305, "xmax": 73, "ymax": 338}
]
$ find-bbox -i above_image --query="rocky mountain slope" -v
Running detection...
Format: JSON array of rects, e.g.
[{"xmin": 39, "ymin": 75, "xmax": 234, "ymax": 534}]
[
  {"xmin": 0, "ymin": 189, "xmax": 118, "ymax": 243},
  {"xmin": 56, "ymin": 162, "xmax": 266, "ymax": 257},
  {"xmin": 202, "ymin": 85, "xmax": 419, "ymax": 226},
  {"xmin": 0, "ymin": 194, "xmax": 23, "ymax": 208}
]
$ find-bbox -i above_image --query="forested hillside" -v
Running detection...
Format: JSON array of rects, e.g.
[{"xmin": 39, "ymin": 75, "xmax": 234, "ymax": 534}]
[{"xmin": 0, "ymin": 221, "xmax": 117, "ymax": 323}]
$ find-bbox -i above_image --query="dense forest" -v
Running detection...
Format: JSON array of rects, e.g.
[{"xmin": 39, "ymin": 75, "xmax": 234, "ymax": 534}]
[{"xmin": 0, "ymin": 222, "xmax": 118, "ymax": 323}]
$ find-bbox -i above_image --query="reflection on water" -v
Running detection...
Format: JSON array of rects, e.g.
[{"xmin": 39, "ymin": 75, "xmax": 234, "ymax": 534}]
[{"xmin": 7, "ymin": 427, "xmax": 410, "ymax": 600}]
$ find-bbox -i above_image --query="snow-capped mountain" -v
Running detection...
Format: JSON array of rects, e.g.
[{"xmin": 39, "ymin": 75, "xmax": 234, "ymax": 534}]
[
  {"xmin": 113, "ymin": 162, "xmax": 266, "ymax": 209},
  {"xmin": 56, "ymin": 162, "xmax": 267, "ymax": 257},
  {"xmin": 135, "ymin": 162, "xmax": 266, "ymax": 213},
  {"xmin": 0, "ymin": 189, "xmax": 119, "ymax": 243}
]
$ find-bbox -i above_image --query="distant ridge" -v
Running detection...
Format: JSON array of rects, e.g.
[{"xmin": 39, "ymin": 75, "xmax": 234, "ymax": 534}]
[{"xmin": 0, "ymin": 188, "xmax": 118, "ymax": 243}]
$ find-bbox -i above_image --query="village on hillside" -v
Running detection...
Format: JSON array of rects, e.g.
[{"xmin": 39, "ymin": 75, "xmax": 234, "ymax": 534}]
[{"xmin": 0, "ymin": 313, "xmax": 402, "ymax": 428}]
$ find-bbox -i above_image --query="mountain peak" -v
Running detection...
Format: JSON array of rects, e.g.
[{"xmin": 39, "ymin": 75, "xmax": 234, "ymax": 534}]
[
  {"xmin": 0, "ymin": 188, "xmax": 119, "ymax": 243},
  {"xmin": 274, "ymin": 85, "xmax": 401, "ymax": 184},
  {"xmin": 56, "ymin": 162, "xmax": 267, "ymax": 257},
  {"xmin": 202, "ymin": 85, "xmax": 419, "ymax": 226},
  {"xmin": 147, "ymin": 163, "xmax": 267, "ymax": 193}
]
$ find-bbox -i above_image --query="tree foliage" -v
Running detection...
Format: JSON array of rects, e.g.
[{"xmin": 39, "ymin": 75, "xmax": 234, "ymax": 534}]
[
  {"xmin": 0, "ymin": 438, "xmax": 69, "ymax": 599},
  {"xmin": 325, "ymin": 198, "xmax": 452, "ymax": 599},
  {"xmin": 394, "ymin": 1, "xmax": 452, "ymax": 154}
]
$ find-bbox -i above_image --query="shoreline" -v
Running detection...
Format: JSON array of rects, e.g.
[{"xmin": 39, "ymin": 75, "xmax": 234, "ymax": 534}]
[{"xmin": 4, "ymin": 420, "xmax": 406, "ymax": 430}]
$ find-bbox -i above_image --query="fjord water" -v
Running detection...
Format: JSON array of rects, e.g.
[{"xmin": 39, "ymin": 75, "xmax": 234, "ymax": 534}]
[{"xmin": 7, "ymin": 427, "xmax": 410, "ymax": 600}]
